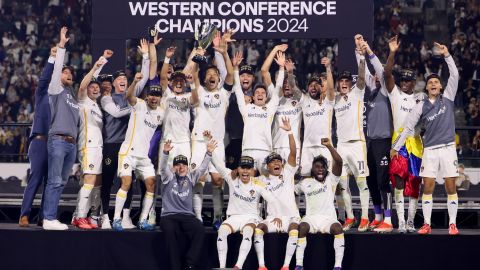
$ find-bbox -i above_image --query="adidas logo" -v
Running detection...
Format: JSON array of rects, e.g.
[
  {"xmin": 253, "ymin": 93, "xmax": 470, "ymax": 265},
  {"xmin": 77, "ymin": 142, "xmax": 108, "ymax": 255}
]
[
  {"xmin": 245, "ymin": 238, "xmax": 250, "ymax": 241},
  {"xmin": 340, "ymin": 245, "xmax": 345, "ymax": 247},
  {"xmin": 424, "ymin": 201, "xmax": 431, "ymax": 204},
  {"xmin": 254, "ymin": 241, "xmax": 259, "ymax": 244},
  {"xmin": 363, "ymin": 187, "xmax": 369, "ymax": 191},
  {"xmin": 451, "ymin": 201, "xmax": 457, "ymax": 205},
  {"xmin": 217, "ymin": 239, "xmax": 223, "ymax": 241}
]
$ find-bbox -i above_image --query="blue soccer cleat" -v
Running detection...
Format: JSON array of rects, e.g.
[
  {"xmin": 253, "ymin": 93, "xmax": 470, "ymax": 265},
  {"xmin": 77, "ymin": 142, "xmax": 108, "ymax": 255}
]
[
  {"xmin": 112, "ymin": 219, "xmax": 123, "ymax": 231},
  {"xmin": 294, "ymin": 266, "xmax": 304, "ymax": 270},
  {"xmin": 138, "ymin": 220, "xmax": 155, "ymax": 231}
]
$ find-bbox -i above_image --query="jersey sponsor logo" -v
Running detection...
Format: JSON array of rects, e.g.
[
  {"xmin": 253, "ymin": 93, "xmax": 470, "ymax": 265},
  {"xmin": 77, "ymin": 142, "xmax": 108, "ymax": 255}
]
[
  {"xmin": 306, "ymin": 185, "xmax": 328, "ymax": 196},
  {"xmin": 276, "ymin": 107, "xmax": 301, "ymax": 116},
  {"xmin": 144, "ymin": 119, "xmax": 158, "ymax": 129},
  {"xmin": 334, "ymin": 102, "xmax": 351, "ymax": 113},
  {"xmin": 426, "ymin": 105, "xmax": 446, "ymax": 122},
  {"xmin": 172, "ymin": 182, "xmax": 190, "ymax": 197},
  {"xmin": 247, "ymin": 112, "xmax": 268, "ymax": 118},
  {"xmin": 267, "ymin": 181, "xmax": 285, "ymax": 193},
  {"xmin": 168, "ymin": 102, "xmax": 189, "ymax": 112},
  {"xmin": 204, "ymin": 100, "xmax": 222, "ymax": 109},
  {"xmin": 304, "ymin": 108, "xmax": 326, "ymax": 118},
  {"xmin": 66, "ymin": 98, "xmax": 80, "ymax": 110},
  {"xmin": 400, "ymin": 105, "xmax": 412, "ymax": 113},
  {"xmin": 233, "ymin": 190, "xmax": 256, "ymax": 202}
]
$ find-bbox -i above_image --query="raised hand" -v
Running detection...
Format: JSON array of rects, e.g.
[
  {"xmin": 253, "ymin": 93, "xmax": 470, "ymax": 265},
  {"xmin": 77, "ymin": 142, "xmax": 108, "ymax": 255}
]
[
  {"xmin": 354, "ymin": 34, "xmax": 364, "ymax": 51},
  {"xmin": 166, "ymin": 46, "xmax": 176, "ymax": 58},
  {"xmin": 321, "ymin": 57, "xmax": 331, "ymax": 69},
  {"xmin": 137, "ymin": 38, "xmax": 149, "ymax": 55},
  {"xmin": 390, "ymin": 149, "xmax": 398, "ymax": 159},
  {"xmin": 321, "ymin": 138, "xmax": 332, "ymax": 148},
  {"xmin": 154, "ymin": 33, "xmax": 162, "ymax": 46},
  {"xmin": 361, "ymin": 41, "xmax": 373, "ymax": 55},
  {"xmin": 279, "ymin": 117, "xmax": 291, "ymax": 132},
  {"xmin": 163, "ymin": 140, "xmax": 173, "ymax": 153},
  {"xmin": 232, "ymin": 51, "xmax": 244, "ymax": 67},
  {"xmin": 434, "ymin": 42, "xmax": 450, "ymax": 57},
  {"xmin": 274, "ymin": 44, "xmax": 288, "ymax": 52},
  {"xmin": 207, "ymin": 139, "xmax": 218, "ymax": 154},
  {"xmin": 93, "ymin": 59, "xmax": 103, "ymax": 70},
  {"xmin": 274, "ymin": 51, "xmax": 286, "ymax": 67},
  {"xmin": 203, "ymin": 130, "xmax": 213, "ymax": 141},
  {"xmin": 285, "ymin": 59, "xmax": 295, "ymax": 73},
  {"xmin": 103, "ymin": 49, "xmax": 114, "ymax": 59},
  {"xmin": 133, "ymin": 72, "xmax": 143, "ymax": 83},
  {"xmin": 59, "ymin": 26, "xmax": 70, "ymax": 47},
  {"xmin": 213, "ymin": 31, "xmax": 222, "ymax": 50},
  {"xmin": 222, "ymin": 29, "xmax": 236, "ymax": 43},
  {"xmin": 388, "ymin": 36, "xmax": 401, "ymax": 53}
]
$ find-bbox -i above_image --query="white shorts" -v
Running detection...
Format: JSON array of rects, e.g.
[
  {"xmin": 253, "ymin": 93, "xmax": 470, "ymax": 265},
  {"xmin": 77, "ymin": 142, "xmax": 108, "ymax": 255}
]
[
  {"xmin": 223, "ymin": 214, "xmax": 262, "ymax": 233},
  {"xmin": 301, "ymin": 215, "xmax": 340, "ymax": 234},
  {"xmin": 158, "ymin": 141, "xmax": 191, "ymax": 171},
  {"xmin": 242, "ymin": 149, "xmax": 270, "ymax": 175},
  {"xmin": 78, "ymin": 147, "xmax": 102, "ymax": 175},
  {"xmin": 260, "ymin": 216, "xmax": 301, "ymax": 233},
  {"xmin": 191, "ymin": 140, "xmax": 225, "ymax": 174},
  {"xmin": 273, "ymin": 147, "xmax": 301, "ymax": 167},
  {"xmin": 420, "ymin": 144, "xmax": 459, "ymax": 178},
  {"xmin": 118, "ymin": 155, "xmax": 156, "ymax": 180},
  {"xmin": 337, "ymin": 141, "xmax": 369, "ymax": 178},
  {"xmin": 300, "ymin": 146, "xmax": 333, "ymax": 176}
]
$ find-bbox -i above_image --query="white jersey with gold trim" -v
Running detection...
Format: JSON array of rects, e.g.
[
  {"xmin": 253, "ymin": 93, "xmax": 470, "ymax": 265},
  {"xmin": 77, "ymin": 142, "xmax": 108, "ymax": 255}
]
[
  {"xmin": 161, "ymin": 88, "xmax": 191, "ymax": 143},
  {"xmin": 295, "ymin": 174, "xmax": 339, "ymax": 218},
  {"xmin": 300, "ymin": 95, "xmax": 334, "ymax": 147},
  {"xmin": 388, "ymin": 85, "xmax": 423, "ymax": 134},
  {"xmin": 334, "ymin": 86, "xmax": 366, "ymax": 143},
  {"xmin": 78, "ymin": 97, "xmax": 103, "ymax": 150},
  {"xmin": 272, "ymin": 97, "xmax": 302, "ymax": 148}
]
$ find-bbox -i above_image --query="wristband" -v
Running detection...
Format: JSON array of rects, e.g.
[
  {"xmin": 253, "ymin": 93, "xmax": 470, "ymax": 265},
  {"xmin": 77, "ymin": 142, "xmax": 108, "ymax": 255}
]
[
  {"xmin": 368, "ymin": 53, "xmax": 375, "ymax": 60},
  {"xmin": 287, "ymin": 131, "xmax": 293, "ymax": 135},
  {"xmin": 164, "ymin": 57, "xmax": 171, "ymax": 64}
]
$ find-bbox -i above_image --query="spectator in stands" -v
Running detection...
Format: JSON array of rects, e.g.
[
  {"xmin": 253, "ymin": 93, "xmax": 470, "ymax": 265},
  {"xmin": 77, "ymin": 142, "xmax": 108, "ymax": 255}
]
[{"xmin": 456, "ymin": 164, "xmax": 471, "ymax": 191}]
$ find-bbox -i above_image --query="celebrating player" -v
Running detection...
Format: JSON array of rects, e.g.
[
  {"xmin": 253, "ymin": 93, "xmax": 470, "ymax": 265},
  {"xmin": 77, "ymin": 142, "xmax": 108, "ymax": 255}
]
[
  {"xmin": 392, "ymin": 42, "xmax": 460, "ymax": 235},
  {"xmin": 294, "ymin": 138, "xmax": 344, "ymax": 270}
]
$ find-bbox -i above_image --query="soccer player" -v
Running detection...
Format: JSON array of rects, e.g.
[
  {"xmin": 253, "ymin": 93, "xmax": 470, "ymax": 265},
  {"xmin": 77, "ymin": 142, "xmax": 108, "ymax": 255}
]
[
  {"xmin": 159, "ymin": 139, "xmax": 216, "ymax": 270},
  {"xmin": 261, "ymin": 44, "xmax": 303, "ymax": 164},
  {"xmin": 112, "ymin": 72, "xmax": 163, "ymax": 231},
  {"xmin": 355, "ymin": 36, "xmax": 395, "ymax": 232},
  {"xmin": 254, "ymin": 117, "xmax": 300, "ymax": 270},
  {"xmin": 334, "ymin": 43, "xmax": 370, "ymax": 231},
  {"xmin": 233, "ymin": 50, "xmax": 285, "ymax": 175},
  {"xmin": 72, "ymin": 51, "xmax": 112, "ymax": 229},
  {"xmin": 211, "ymin": 148, "xmax": 281, "ymax": 269},
  {"xmin": 19, "ymin": 46, "xmax": 56, "ymax": 227},
  {"xmin": 385, "ymin": 36, "xmax": 424, "ymax": 233},
  {"xmin": 294, "ymin": 138, "xmax": 344, "ymax": 270},
  {"xmin": 100, "ymin": 39, "xmax": 150, "ymax": 229},
  {"xmin": 391, "ymin": 42, "xmax": 460, "ymax": 235},
  {"xmin": 190, "ymin": 33, "xmax": 234, "ymax": 223},
  {"xmin": 42, "ymin": 27, "xmax": 78, "ymax": 230}
]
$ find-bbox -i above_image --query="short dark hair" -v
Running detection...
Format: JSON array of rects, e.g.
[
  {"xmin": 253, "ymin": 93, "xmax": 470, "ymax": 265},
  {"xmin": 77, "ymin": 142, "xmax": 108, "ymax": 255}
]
[{"xmin": 253, "ymin": 84, "xmax": 267, "ymax": 95}]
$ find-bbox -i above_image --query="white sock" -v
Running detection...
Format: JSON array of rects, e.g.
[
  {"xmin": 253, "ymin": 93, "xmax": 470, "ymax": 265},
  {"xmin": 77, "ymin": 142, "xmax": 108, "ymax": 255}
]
[
  {"xmin": 283, "ymin": 229, "xmax": 298, "ymax": 267},
  {"xmin": 339, "ymin": 176, "xmax": 354, "ymax": 219},
  {"xmin": 295, "ymin": 237, "xmax": 307, "ymax": 266},
  {"xmin": 212, "ymin": 185, "xmax": 224, "ymax": 220},
  {"xmin": 356, "ymin": 177, "xmax": 370, "ymax": 219},
  {"xmin": 236, "ymin": 226, "xmax": 254, "ymax": 268},
  {"xmin": 334, "ymin": 234, "xmax": 345, "ymax": 268},
  {"xmin": 217, "ymin": 225, "xmax": 230, "ymax": 268},
  {"xmin": 394, "ymin": 188, "xmax": 405, "ymax": 222},
  {"xmin": 140, "ymin": 192, "xmax": 154, "ymax": 221},
  {"xmin": 77, "ymin": 184, "xmax": 94, "ymax": 218},
  {"xmin": 114, "ymin": 189, "xmax": 128, "ymax": 220},
  {"xmin": 254, "ymin": 228, "xmax": 265, "ymax": 267},
  {"xmin": 447, "ymin": 194, "xmax": 458, "ymax": 225},
  {"xmin": 193, "ymin": 182, "xmax": 204, "ymax": 221},
  {"xmin": 407, "ymin": 197, "xmax": 418, "ymax": 222},
  {"xmin": 90, "ymin": 186, "xmax": 101, "ymax": 216},
  {"xmin": 422, "ymin": 194, "xmax": 433, "ymax": 225}
]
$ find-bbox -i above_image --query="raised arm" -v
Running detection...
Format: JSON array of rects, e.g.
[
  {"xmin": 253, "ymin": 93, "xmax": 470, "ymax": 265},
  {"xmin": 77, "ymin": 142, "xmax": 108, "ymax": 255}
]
[
  {"xmin": 280, "ymin": 117, "xmax": 296, "ymax": 167},
  {"xmin": 134, "ymin": 39, "xmax": 150, "ymax": 96},
  {"xmin": 160, "ymin": 140, "xmax": 174, "ymax": 183},
  {"xmin": 148, "ymin": 30, "xmax": 162, "ymax": 80},
  {"xmin": 48, "ymin": 27, "xmax": 69, "ymax": 95},
  {"xmin": 385, "ymin": 36, "xmax": 400, "ymax": 93},
  {"xmin": 321, "ymin": 138, "xmax": 343, "ymax": 177},
  {"xmin": 356, "ymin": 50, "xmax": 366, "ymax": 91},
  {"xmin": 78, "ymin": 58, "xmax": 104, "ymax": 100},
  {"xmin": 100, "ymin": 96, "xmax": 131, "ymax": 118},
  {"xmin": 322, "ymin": 57, "xmax": 335, "ymax": 101},
  {"xmin": 232, "ymin": 51, "xmax": 248, "ymax": 115},
  {"xmin": 285, "ymin": 60, "xmax": 303, "ymax": 100},
  {"xmin": 267, "ymin": 52, "xmax": 286, "ymax": 107},
  {"xmin": 126, "ymin": 72, "xmax": 143, "ymax": 106},
  {"xmin": 261, "ymin": 44, "xmax": 288, "ymax": 87},
  {"xmin": 434, "ymin": 42, "xmax": 459, "ymax": 101},
  {"xmin": 160, "ymin": 46, "xmax": 176, "ymax": 91},
  {"xmin": 37, "ymin": 47, "xmax": 56, "ymax": 96},
  {"xmin": 191, "ymin": 139, "xmax": 217, "ymax": 181}
]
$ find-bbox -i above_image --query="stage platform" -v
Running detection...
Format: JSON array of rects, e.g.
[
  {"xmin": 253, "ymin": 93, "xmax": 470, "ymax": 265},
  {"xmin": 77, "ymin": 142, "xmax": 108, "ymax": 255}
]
[{"xmin": 0, "ymin": 223, "xmax": 478, "ymax": 270}]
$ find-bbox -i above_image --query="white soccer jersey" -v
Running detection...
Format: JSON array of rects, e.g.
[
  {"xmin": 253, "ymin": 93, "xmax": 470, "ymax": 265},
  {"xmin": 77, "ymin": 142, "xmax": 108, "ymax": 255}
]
[
  {"xmin": 119, "ymin": 99, "xmax": 163, "ymax": 158},
  {"xmin": 300, "ymin": 95, "xmax": 334, "ymax": 147},
  {"xmin": 334, "ymin": 86, "xmax": 366, "ymax": 143},
  {"xmin": 388, "ymin": 85, "xmax": 422, "ymax": 134},
  {"xmin": 260, "ymin": 163, "xmax": 300, "ymax": 218},
  {"xmin": 272, "ymin": 97, "xmax": 302, "ymax": 148},
  {"xmin": 234, "ymin": 70, "xmax": 284, "ymax": 152},
  {"xmin": 78, "ymin": 97, "xmax": 103, "ymax": 149},
  {"xmin": 295, "ymin": 174, "xmax": 339, "ymax": 218},
  {"xmin": 161, "ymin": 88, "xmax": 192, "ymax": 143},
  {"xmin": 191, "ymin": 85, "xmax": 230, "ymax": 141}
]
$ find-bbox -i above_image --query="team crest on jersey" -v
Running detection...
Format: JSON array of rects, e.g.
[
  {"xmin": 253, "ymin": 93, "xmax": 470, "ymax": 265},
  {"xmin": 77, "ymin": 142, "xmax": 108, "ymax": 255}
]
[
  {"xmin": 124, "ymin": 163, "xmax": 129, "ymax": 169},
  {"xmin": 214, "ymin": 94, "xmax": 219, "ymax": 99},
  {"xmin": 249, "ymin": 189, "xmax": 255, "ymax": 197},
  {"xmin": 104, "ymin": 158, "xmax": 111, "ymax": 165},
  {"xmin": 291, "ymin": 100, "xmax": 297, "ymax": 106},
  {"xmin": 191, "ymin": 163, "xmax": 196, "ymax": 169},
  {"xmin": 89, "ymin": 164, "xmax": 94, "ymax": 169},
  {"xmin": 181, "ymin": 97, "xmax": 186, "ymax": 103},
  {"xmin": 157, "ymin": 115, "xmax": 161, "ymax": 121},
  {"xmin": 262, "ymin": 106, "xmax": 267, "ymax": 111}
]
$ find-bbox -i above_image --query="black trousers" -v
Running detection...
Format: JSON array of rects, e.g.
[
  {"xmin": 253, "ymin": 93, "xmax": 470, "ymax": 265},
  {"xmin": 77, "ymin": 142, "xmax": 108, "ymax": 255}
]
[
  {"xmin": 160, "ymin": 214, "xmax": 205, "ymax": 270},
  {"xmin": 366, "ymin": 138, "xmax": 392, "ymax": 209}
]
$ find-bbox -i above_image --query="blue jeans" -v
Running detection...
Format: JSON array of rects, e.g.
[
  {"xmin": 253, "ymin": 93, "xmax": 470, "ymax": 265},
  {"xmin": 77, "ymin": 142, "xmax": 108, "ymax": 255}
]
[
  {"xmin": 43, "ymin": 136, "xmax": 77, "ymax": 220},
  {"xmin": 20, "ymin": 138, "xmax": 48, "ymax": 217}
]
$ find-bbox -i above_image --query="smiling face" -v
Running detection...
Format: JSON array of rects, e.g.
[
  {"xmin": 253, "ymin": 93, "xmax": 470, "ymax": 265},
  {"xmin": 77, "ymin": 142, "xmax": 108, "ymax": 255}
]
[
  {"xmin": 267, "ymin": 159, "xmax": 283, "ymax": 176},
  {"xmin": 426, "ymin": 77, "xmax": 442, "ymax": 97},
  {"xmin": 173, "ymin": 163, "xmax": 188, "ymax": 176},
  {"xmin": 311, "ymin": 160, "xmax": 328, "ymax": 182},
  {"xmin": 171, "ymin": 76, "xmax": 186, "ymax": 94},
  {"xmin": 146, "ymin": 94, "xmax": 160, "ymax": 109},
  {"xmin": 307, "ymin": 80, "xmax": 321, "ymax": 99},
  {"xmin": 338, "ymin": 78, "xmax": 352, "ymax": 95},
  {"xmin": 87, "ymin": 83, "xmax": 101, "ymax": 100},
  {"xmin": 113, "ymin": 75, "xmax": 128, "ymax": 93},
  {"xmin": 61, "ymin": 69, "xmax": 73, "ymax": 87},
  {"xmin": 253, "ymin": 87, "xmax": 267, "ymax": 106},
  {"xmin": 240, "ymin": 73, "xmax": 254, "ymax": 91},
  {"xmin": 205, "ymin": 67, "xmax": 220, "ymax": 91},
  {"xmin": 237, "ymin": 166, "xmax": 255, "ymax": 183}
]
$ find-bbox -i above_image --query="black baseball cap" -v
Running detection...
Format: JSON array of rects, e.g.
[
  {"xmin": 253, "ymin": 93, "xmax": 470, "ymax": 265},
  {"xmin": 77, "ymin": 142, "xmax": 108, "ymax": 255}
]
[
  {"xmin": 173, "ymin": 155, "xmax": 188, "ymax": 166},
  {"xmin": 112, "ymin": 70, "xmax": 127, "ymax": 80},
  {"xmin": 337, "ymin": 71, "xmax": 353, "ymax": 81},
  {"xmin": 98, "ymin": 74, "xmax": 113, "ymax": 83},
  {"xmin": 307, "ymin": 75, "xmax": 321, "ymax": 86},
  {"xmin": 400, "ymin": 69, "xmax": 416, "ymax": 81},
  {"xmin": 148, "ymin": 84, "xmax": 162, "ymax": 96},
  {"xmin": 265, "ymin": 152, "xmax": 282, "ymax": 164},
  {"xmin": 239, "ymin": 65, "xmax": 254, "ymax": 75},
  {"xmin": 238, "ymin": 156, "xmax": 254, "ymax": 168},
  {"xmin": 88, "ymin": 79, "xmax": 100, "ymax": 87}
]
